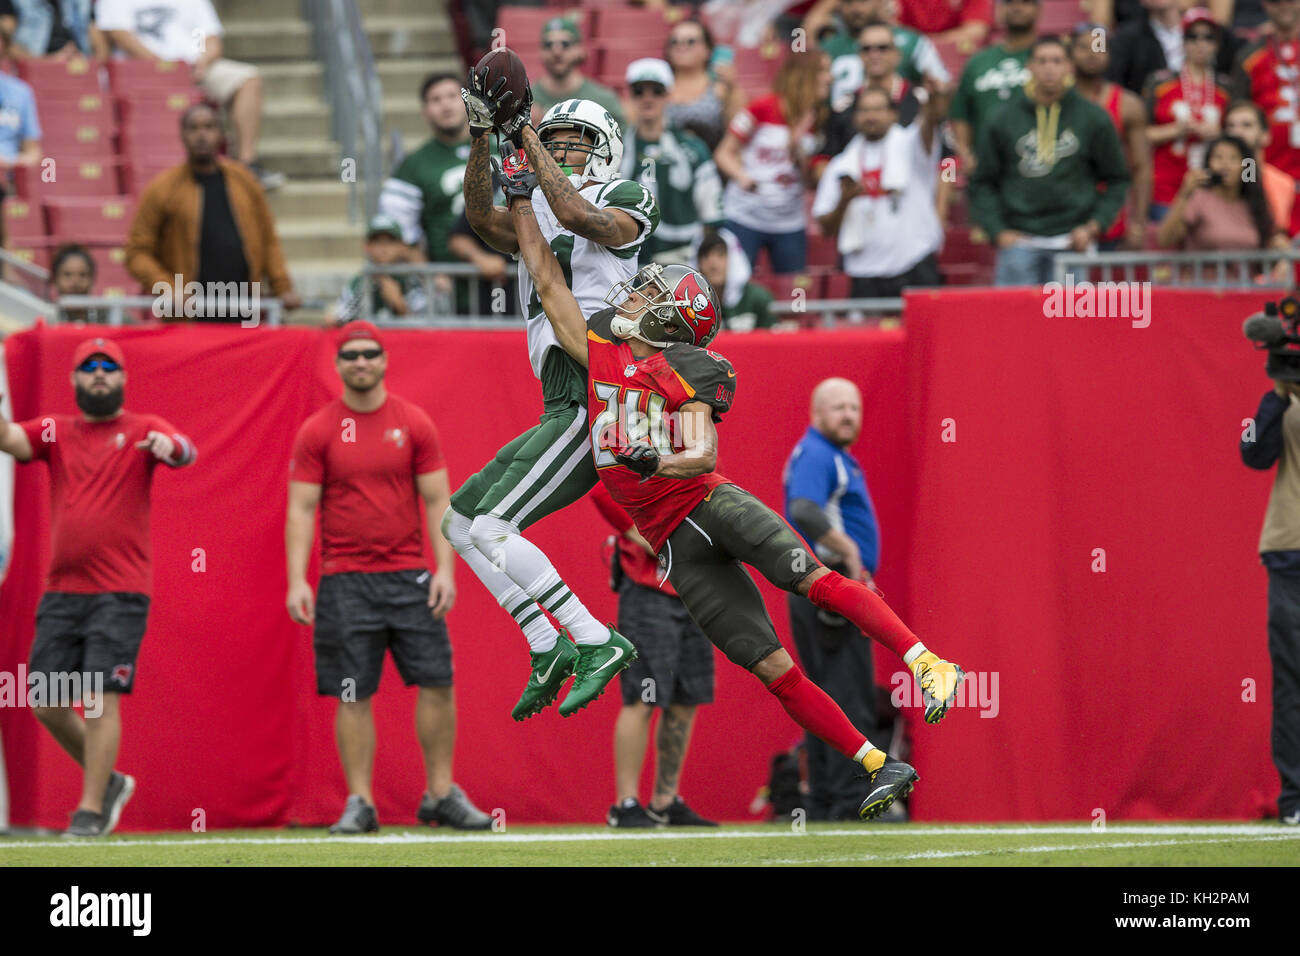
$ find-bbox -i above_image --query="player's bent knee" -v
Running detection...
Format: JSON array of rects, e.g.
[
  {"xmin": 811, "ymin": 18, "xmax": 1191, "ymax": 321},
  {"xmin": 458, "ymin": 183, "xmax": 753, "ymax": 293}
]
[
  {"xmin": 469, "ymin": 514, "xmax": 518, "ymax": 556},
  {"xmin": 752, "ymin": 648, "xmax": 796, "ymax": 685}
]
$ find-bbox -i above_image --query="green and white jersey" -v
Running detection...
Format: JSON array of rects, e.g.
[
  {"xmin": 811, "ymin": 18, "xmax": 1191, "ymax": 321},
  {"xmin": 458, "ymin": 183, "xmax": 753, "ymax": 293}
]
[
  {"xmin": 826, "ymin": 26, "xmax": 949, "ymax": 111},
  {"xmin": 950, "ymin": 45, "xmax": 1031, "ymax": 140},
  {"xmin": 619, "ymin": 125, "xmax": 723, "ymax": 262},
  {"xmin": 337, "ymin": 271, "xmax": 430, "ymax": 321},
  {"xmin": 380, "ymin": 136, "xmax": 480, "ymax": 262},
  {"xmin": 517, "ymin": 178, "xmax": 660, "ymax": 378}
]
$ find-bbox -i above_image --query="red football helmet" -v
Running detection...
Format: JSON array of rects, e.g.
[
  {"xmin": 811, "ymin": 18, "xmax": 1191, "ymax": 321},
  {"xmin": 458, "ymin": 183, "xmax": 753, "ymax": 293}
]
[{"xmin": 606, "ymin": 263, "xmax": 722, "ymax": 348}]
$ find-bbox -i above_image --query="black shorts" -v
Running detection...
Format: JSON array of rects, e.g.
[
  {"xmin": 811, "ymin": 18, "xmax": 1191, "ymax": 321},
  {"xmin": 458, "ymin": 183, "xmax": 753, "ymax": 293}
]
[
  {"xmin": 313, "ymin": 569, "xmax": 453, "ymax": 699},
  {"xmin": 660, "ymin": 484, "xmax": 823, "ymax": 670},
  {"xmin": 31, "ymin": 591, "xmax": 150, "ymax": 696},
  {"xmin": 617, "ymin": 578, "xmax": 715, "ymax": 708}
]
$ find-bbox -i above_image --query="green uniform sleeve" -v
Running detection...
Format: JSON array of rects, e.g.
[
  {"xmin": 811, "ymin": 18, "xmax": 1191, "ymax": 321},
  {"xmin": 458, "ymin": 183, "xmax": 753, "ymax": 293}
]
[
  {"xmin": 595, "ymin": 179, "xmax": 661, "ymax": 259},
  {"xmin": 949, "ymin": 56, "xmax": 979, "ymax": 123},
  {"xmin": 750, "ymin": 283, "xmax": 775, "ymax": 329}
]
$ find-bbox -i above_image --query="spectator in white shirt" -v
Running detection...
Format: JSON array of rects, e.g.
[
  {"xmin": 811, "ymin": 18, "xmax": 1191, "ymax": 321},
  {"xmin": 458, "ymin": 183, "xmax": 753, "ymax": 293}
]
[
  {"xmin": 812, "ymin": 83, "xmax": 947, "ymax": 298},
  {"xmin": 714, "ymin": 50, "xmax": 831, "ymax": 274},
  {"xmin": 97, "ymin": 0, "xmax": 281, "ymax": 189}
]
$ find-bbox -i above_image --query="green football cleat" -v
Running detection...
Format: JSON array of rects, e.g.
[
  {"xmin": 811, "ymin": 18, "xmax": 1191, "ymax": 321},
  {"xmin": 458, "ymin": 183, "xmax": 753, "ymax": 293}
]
[
  {"xmin": 558, "ymin": 627, "xmax": 637, "ymax": 717},
  {"xmin": 511, "ymin": 633, "xmax": 579, "ymax": 721}
]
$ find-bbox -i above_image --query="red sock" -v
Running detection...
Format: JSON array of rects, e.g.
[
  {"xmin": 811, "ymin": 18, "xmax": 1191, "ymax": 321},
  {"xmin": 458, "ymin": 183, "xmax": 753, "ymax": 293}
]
[
  {"xmin": 768, "ymin": 666, "xmax": 868, "ymax": 761},
  {"xmin": 808, "ymin": 572, "xmax": 920, "ymax": 660}
]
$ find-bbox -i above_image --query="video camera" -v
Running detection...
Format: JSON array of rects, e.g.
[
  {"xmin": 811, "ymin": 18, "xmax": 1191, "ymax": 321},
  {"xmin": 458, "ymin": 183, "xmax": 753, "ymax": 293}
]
[{"xmin": 1244, "ymin": 296, "xmax": 1300, "ymax": 383}]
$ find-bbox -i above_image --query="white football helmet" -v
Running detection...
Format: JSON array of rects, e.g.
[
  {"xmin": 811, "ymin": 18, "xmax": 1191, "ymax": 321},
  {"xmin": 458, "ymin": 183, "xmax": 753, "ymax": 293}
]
[{"xmin": 536, "ymin": 98, "xmax": 624, "ymax": 184}]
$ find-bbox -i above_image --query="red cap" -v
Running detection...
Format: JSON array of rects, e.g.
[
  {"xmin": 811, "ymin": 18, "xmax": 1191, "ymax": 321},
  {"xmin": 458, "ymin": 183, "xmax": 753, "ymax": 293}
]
[
  {"xmin": 1182, "ymin": 7, "xmax": 1217, "ymax": 31},
  {"xmin": 336, "ymin": 320, "xmax": 384, "ymax": 351},
  {"xmin": 71, "ymin": 336, "xmax": 126, "ymax": 370}
]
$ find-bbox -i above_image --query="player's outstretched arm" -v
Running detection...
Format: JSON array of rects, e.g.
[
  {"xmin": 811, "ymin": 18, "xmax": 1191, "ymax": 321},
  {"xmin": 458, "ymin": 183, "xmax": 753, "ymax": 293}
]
[
  {"xmin": 0, "ymin": 395, "xmax": 33, "ymax": 461},
  {"xmin": 464, "ymin": 135, "xmax": 519, "ymax": 254},
  {"xmin": 655, "ymin": 401, "xmax": 717, "ymax": 478},
  {"xmin": 518, "ymin": 125, "xmax": 641, "ymax": 248},
  {"xmin": 510, "ymin": 194, "xmax": 589, "ymax": 368}
]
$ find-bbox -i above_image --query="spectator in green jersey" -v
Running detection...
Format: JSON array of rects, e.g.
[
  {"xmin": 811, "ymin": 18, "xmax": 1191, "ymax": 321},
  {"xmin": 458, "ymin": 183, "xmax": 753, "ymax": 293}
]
[
  {"xmin": 531, "ymin": 16, "xmax": 625, "ymax": 128},
  {"xmin": 697, "ymin": 230, "xmax": 776, "ymax": 333},
  {"xmin": 336, "ymin": 215, "xmax": 429, "ymax": 322},
  {"xmin": 950, "ymin": 0, "xmax": 1040, "ymax": 170},
  {"xmin": 619, "ymin": 58, "xmax": 724, "ymax": 267}
]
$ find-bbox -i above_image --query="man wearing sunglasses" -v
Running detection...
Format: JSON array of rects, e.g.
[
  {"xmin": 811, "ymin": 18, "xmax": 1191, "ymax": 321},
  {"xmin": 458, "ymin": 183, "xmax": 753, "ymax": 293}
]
[
  {"xmin": 619, "ymin": 58, "xmax": 724, "ymax": 266},
  {"xmin": 286, "ymin": 320, "xmax": 490, "ymax": 834},
  {"xmin": 0, "ymin": 337, "xmax": 196, "ymax": 837},
  {"xmin": 530, "ymin": 15, "xmax": 624, "ymax": 128}
]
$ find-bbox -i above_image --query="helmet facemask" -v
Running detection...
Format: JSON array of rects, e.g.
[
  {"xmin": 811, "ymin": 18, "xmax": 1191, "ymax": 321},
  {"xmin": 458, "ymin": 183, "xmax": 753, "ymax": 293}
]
[{"xmin": 607, "ymin": 263, "xmax": 720, "ymax": 349}]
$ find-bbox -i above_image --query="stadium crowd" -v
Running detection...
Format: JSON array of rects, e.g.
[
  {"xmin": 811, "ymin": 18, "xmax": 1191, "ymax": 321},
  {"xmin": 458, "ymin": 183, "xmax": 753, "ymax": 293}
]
[{"xmin": 1, "ymin": 0, "xmax": 1297, "ymax": 327}]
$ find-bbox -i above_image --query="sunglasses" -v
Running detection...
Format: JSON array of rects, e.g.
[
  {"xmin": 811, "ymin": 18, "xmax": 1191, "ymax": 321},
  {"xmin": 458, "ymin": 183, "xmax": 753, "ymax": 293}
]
[
  {"xmin": 859, "ymin": 43, "xmax": 894, "ymax": 53},
  {"xmin": 543, "ymin": 38, "xmax": 575, "ymax": 50},
  {"xmin": 1184, "ymin": 31, "xmax": 1217, "ymax": 41},
  {"xmin": 338, "ymin": 348, "xmax": 383, "ymax": 361},
  {"xmin": 631, "ymin": 82, "xmax": 667, "ymax": 97},
  {"xmin": 77, "ymin": 359, "xmax": 121, "ymax": 373},
  {"xmin": 669, "ymin": 35, "xmax": 701, "ymax": 46}
]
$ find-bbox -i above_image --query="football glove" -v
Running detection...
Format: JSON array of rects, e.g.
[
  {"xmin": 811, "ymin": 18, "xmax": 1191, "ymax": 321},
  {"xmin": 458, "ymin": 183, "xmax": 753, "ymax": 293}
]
[
  {"xmin": 461, "ymin": 67, "xmax": 496, "ymax": 139},
  {"xmin": 493, "ymin": 151, "xmax": 537, "ymax": 203},
  {"xmin": 614, "ymin": 441, "xmax": 660, "ymax": 481}
]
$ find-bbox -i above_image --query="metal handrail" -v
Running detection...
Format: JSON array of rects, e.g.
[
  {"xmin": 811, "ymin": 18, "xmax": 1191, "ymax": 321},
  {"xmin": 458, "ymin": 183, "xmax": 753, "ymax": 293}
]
[
  {"xmin": 302, "ymin": 0, "xmax": 384, "ymax": 223},
  {"xmin": 1052, "ymin": 249, "xmax": 1300, "ymax": 287},
  {"xmin": 0, "ymin": 248, "xmax": 52, "ymax": 298},
  {"xmin": 45, "ymin": 295, "xmax": 285, "ymax": 327}
]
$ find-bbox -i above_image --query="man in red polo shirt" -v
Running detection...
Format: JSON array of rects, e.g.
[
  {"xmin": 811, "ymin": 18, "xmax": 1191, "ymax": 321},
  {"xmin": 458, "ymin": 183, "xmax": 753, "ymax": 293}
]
[
  {"xmin": 0, "ymin": 336, "xmax": 197, "ymax": 837},
  {"xmin": 896, "ymin": 0, "xmax": 992, "ymax": 47},
  {"xmin": 286, "ymin": 320, "xmax": 490, "ymax": 834}
]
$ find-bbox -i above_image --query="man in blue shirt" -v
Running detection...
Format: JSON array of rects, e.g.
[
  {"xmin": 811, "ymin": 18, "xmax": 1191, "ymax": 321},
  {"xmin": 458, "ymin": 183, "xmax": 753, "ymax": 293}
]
[
  {"xmin": 783, "ymin": 377, "xmax": 886, "ymax": 821},
  {"xmin": 0, "ymin": 28, "xmax": 42, "ymax": 247}
]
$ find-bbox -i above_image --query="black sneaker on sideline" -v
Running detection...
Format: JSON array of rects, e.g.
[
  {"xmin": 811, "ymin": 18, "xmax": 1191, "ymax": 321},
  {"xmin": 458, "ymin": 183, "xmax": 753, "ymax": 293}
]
[
  {"xmin": 417, "ymin": 784, "xmax": 491, "ymax": 830},
  {"xmin": 648, "ymin": 796, "xmax": 718, "ymax": 827},
  {"xmin": 63, "ymin": 809, "xmax": 106, "ymax": 838},
  {"xmin": 607, "ymin": 798, "xmax": 660, "ymax": 828},
  {"xmin": 328, "ymin": 795, "xmax": 378, "ymax": 834},
  {"xmin": 101, "ymin": 771, "xmax": 135, "ymax": 836}
]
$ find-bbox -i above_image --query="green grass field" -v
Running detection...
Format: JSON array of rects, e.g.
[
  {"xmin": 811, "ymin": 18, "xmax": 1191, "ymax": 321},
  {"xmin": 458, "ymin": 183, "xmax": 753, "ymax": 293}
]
[{"xmin": 1, "ymin": 822, "xmax": 1297, "ymax": 866}]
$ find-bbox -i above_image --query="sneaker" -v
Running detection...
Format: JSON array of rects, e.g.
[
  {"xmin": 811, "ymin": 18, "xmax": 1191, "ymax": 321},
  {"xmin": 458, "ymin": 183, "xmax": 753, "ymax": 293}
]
[
  {"xmin": 1282, "ymin": 809, "xmax": 1300, "ymax": 825},
  {"xmin": 858, "ymin": 758, "xmax": 918, "ymax": 821},
  {"xmin": 511, "ymin": 634, "xmax": 579, "ymax": 721},
  {"xmin": 248, "ymin": 161, "xmax": 286, "ymax": 191},
  {"xmin": 647, "ymin": 796, "xmax": 718, "ymax": 827},
  {"xmin": 417, "ymin": 784, "xmax": 491, "ymax": 830},
  {"xmin": 558, "ymin": 627, "xmax": 637, "ymax": 717},
  {"xmin": 63, "ymin": 809, "xmax": 106, "ymax": 838},
  {"xmin": 911, "ymin": 652, "xmax": 965, "ymax": 724},
  {"xmin": 607, "ymin": 798, "xmax": 660, "ymax": 828},
  {"xmin": 328, "ymin": 795, "xmax": 379, "ymax": 834},
  {"xmin": 101, "ymin": 771, "xmax": 135, "ymax": 836}
]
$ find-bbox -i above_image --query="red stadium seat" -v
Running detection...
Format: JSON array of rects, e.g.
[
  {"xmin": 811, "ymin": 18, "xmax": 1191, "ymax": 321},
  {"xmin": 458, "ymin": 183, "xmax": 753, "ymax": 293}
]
[
  {"xmin": 939, "ymin": 225, "xmax": 996, "ymax": 285},
  {"xmin": 588, "ymin": 7, "xmax": 672, "ymax": 46},
  {"xmin": 43, "ymin": 197, "xmax": 137, "ymax": 244},
  {"xmin": 92, "ymin": 258, "xmax": 141, "ymax": 297},
  {"xmin": 754, "ymin": 272, "xmax": 817, "ymax": 305},
  {"xmin": 1038, "ymin": 0, "xmax": 1083, "ymax": 35},
  {"xmin": 821, "ymin": 272, "xmax": 850, "ymax": 299},
  {"xmin": 105, "ymin": 59, "xmax": 193, "ymax": 95},
  {"xmin": 594, "ymin": 44, "xmax": 646, "ymax": 91},
  {"xmin": 16, "ymin": 57, "xmax": 101, "ymax": 95},
  {"xmin": 115, "ymin": 89, "xmax": 203, "ymax": 126},
  {"xmin": 12, "ymin": 159, "xmax": 123, "ymax": 199},
  {"xmin": 122, "ymin": 156, "xmax": 181, "ymax": 197},
  {"xmin": 731, "ymin": 42, "xmax": 784, "ymax": 85},
  {"xmin": 2, "ymin": 197, "xmax": 48, "ymax": 239},
  {"xmin": 496, "ymin": 7, "xmax": 594, "ymax": 49},
  {"xmin": 806, "ymin": 229, "xmax": 838, "ymax": 269},
  {"xmin": 6, "ymin": 237, "xmax": 59, "ymax": 270}
]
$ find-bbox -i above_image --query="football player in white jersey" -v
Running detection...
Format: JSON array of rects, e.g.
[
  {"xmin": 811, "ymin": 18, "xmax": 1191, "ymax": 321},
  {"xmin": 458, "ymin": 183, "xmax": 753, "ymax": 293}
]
[{"xmin": 447, "ymin": 76, "xmax": 662, "ymax": 721}]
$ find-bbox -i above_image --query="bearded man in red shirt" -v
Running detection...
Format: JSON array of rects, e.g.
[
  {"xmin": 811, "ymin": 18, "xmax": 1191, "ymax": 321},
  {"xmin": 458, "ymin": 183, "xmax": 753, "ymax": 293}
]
[{"xmin": 0, "ymin": 337, "xmax": 197, "ymax": 837}]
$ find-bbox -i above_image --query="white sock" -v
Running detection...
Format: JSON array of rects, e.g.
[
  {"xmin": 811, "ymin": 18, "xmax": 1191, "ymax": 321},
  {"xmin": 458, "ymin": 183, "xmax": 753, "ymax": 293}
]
[
  {"xmin": 442, "ymin": 508, "xmax": 556, "ymax": 652},
  {"xmin": 469, "ymin": 514, "xmax": 609, "ymax": 645}
]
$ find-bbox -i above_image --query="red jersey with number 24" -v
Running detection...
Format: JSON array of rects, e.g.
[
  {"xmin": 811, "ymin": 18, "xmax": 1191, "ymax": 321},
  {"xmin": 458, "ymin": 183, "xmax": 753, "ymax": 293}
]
[{"xmin": 585, "ymin": 308, "xmax": 735, "ymax": 553}]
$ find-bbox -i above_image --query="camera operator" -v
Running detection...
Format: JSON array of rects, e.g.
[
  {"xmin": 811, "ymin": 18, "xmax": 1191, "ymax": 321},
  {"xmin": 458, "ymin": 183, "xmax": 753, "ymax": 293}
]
[{"xmin": 1240, "ymin": 315, "xmax": 1300, "ymax": 826}]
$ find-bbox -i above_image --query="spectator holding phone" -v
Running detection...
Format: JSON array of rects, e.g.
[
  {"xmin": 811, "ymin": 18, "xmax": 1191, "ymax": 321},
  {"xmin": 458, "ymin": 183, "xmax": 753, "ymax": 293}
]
[
  {"xmin": 1156, "ymin": 134, "xmax": 1291, "ymax": 281},
  {"xmin": 665, "ymin": 17, "xmax": 743, "ymax": 150}
]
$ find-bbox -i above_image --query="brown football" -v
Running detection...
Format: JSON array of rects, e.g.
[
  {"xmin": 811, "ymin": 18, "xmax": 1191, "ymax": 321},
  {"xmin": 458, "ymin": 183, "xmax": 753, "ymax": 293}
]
[{"xmin": 474, "ymin": 47, "xmax": 531, "ymax": 124}]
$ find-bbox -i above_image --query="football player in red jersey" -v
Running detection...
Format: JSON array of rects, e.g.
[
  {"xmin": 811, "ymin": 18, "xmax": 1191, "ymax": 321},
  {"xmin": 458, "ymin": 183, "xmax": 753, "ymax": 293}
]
[{"xmin": 501, "ymin": 157, "xmax": 966, "ymax": 819}]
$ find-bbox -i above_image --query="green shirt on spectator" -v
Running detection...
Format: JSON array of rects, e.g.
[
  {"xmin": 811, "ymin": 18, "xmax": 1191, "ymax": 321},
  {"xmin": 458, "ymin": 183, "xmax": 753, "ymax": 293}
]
[
  {"xmin": 950, "ymin": 44, "xmax": 1032, "ymax": 140},
  {"xmin": 724, "ymin": 281, "xmax": 775, "ymax": 333}
]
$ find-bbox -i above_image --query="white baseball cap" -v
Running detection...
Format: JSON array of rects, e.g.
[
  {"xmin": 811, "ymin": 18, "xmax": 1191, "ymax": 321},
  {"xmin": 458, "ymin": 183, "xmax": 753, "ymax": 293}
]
[{"xmin": 625, "ymin": 58, "xmax": 674, "ymax": 92}]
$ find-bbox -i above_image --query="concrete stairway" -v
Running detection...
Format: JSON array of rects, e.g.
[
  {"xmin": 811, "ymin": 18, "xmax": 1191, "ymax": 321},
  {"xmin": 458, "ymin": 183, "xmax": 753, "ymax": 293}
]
[{"xmin": 219, "ymin": 0, "xmax": 462, "ymax": 316}]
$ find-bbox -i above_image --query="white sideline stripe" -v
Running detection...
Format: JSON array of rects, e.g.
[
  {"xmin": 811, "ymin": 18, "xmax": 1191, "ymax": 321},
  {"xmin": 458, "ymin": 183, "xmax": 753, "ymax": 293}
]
[
  {"xmin": 743, "ymin": 833, "xmax": 1300, "ymax": 866},
  {"xmin": 0, "ymin": 825, "xmax": 1297, "ymax": 851}
]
